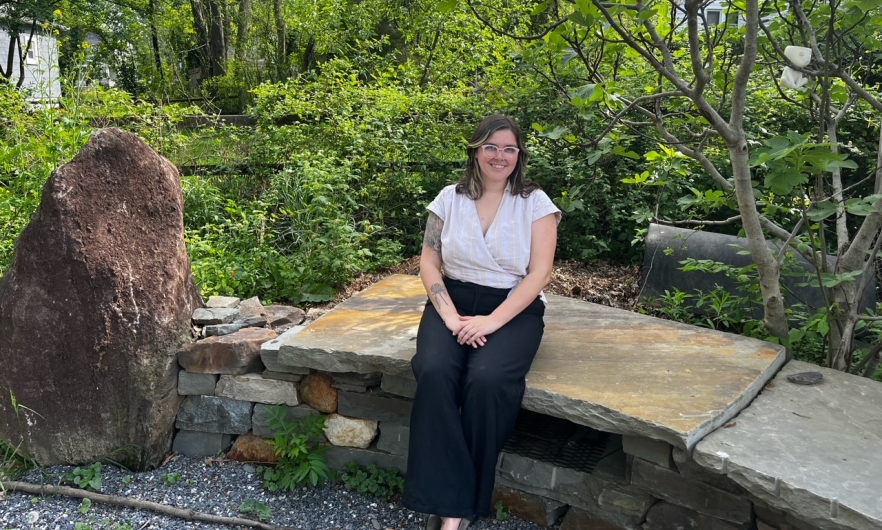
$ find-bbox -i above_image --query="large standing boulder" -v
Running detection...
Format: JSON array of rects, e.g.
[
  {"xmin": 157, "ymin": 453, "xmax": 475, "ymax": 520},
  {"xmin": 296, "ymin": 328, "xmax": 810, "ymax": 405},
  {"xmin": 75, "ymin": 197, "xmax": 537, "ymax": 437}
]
[{"xmin": 0, "ymin": 128, "xmax": 201, "ymax": 470}]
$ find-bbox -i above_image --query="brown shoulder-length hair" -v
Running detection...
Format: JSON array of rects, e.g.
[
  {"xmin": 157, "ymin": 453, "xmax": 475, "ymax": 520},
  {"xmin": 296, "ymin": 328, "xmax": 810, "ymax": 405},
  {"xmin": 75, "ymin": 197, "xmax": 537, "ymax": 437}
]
[{"xmin": 455, "ymin": 114, "xmax": 540, "ymax": 199}]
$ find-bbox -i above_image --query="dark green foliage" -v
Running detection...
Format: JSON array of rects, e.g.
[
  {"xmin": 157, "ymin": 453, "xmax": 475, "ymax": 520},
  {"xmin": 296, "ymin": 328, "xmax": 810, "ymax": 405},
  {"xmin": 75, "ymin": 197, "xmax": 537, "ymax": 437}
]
[
  {"xmin": 239, "ymin": 498, "xmax": 273, "ymax": 522},
  {"xmin": 65, "ymin": 462, "xmax": 103, "ymax": 492},
  {"xmin": 340, "ymin": 461, "xmax": 405, "ymax": 501},
  {"xmin": 261, "ymin": 407, "xmax": 331, "ymax": 491}
]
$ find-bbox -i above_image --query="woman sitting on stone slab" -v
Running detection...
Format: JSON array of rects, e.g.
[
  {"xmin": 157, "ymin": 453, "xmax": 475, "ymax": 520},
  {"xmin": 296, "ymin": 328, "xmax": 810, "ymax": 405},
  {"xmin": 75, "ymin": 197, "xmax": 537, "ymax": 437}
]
[{"xmin": 402, "ymin": 114, "xmax": 560, "ymax": 530}]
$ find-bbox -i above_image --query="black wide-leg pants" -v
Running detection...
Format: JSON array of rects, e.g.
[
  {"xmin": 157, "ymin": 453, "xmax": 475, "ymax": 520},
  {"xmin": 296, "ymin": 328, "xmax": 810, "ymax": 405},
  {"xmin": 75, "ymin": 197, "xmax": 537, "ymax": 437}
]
[{"xmin": 402, "ymin": 277, "xmax": 545, "ymax": 518}]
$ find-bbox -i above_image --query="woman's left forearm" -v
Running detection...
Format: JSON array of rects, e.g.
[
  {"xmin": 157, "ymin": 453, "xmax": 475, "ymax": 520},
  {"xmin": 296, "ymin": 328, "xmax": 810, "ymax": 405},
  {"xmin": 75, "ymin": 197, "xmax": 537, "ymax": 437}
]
[{"xmin": 487, "ymin": 271, "xmax": 551, "ymax": 326}]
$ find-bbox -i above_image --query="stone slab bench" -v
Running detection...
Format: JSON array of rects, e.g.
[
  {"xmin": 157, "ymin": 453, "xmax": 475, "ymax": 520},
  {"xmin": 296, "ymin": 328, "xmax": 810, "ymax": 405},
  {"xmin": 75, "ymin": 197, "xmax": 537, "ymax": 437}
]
[
  {"xmin": 695, "ymin": 360, "xmax": 882, "ymax": 530},
  {"xmin": 277, "ymin": 274, "xmax": 787, "ymax": 450}
]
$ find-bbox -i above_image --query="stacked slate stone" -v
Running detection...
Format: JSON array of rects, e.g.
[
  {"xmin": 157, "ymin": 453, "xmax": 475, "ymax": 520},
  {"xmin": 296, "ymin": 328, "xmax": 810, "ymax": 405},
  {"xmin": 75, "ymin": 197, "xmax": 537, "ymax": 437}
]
[
  {"xmin": 172, "ymin": 295, "xmax": 411, "ymax": 472},
  {"xmin": 172, "ymin": 292, "xmax": 841, "ymax": 530}
]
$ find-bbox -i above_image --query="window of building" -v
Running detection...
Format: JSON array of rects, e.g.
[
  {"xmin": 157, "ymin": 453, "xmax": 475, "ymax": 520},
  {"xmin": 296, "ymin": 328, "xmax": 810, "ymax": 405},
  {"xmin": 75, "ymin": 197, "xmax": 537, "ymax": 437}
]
[
  {"xmin": 706, "ymin": 10, "xmax": 721, "ymax": 25},
  {"xmin": 23, "ymin": 37, "xmax": 38, "ymax": 65}
]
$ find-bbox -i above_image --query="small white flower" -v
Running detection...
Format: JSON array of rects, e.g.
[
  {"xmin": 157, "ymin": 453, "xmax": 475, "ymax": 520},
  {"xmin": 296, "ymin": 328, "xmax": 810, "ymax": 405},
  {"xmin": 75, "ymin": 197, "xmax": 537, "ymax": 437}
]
[{"xmin": 28, "ymin": 510, "xmax": 40, "ymax": 524}]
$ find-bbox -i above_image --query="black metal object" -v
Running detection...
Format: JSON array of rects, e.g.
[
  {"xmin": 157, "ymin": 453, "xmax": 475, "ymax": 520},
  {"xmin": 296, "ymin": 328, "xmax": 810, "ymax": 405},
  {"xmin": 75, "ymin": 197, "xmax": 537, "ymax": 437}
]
[
  {"xmin": 640, "ymin": 223, "xmax": 877, "ymax": 318},
  {"xmin": 503, "ymin": 409, "xmax": 619, "ymax": 474}
]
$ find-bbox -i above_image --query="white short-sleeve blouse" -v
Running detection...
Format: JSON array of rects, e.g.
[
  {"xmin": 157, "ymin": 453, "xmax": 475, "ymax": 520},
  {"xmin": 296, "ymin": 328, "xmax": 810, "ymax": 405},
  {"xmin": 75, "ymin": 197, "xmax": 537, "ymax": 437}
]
[{"xmin": 427, "ymin": 184, "xmax": 561, "ymax": 295}]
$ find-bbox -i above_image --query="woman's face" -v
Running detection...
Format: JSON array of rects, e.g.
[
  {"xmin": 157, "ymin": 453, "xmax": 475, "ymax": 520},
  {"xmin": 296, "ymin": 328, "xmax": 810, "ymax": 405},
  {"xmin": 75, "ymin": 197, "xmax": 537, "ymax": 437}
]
[{"xmin": 477, "ymin": 128, "xmax": 519, "ymax": 187}]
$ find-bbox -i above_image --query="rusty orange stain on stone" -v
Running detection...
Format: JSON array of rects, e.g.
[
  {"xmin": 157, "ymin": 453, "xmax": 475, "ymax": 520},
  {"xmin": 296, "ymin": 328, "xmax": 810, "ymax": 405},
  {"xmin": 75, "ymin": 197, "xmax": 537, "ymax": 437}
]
[
  {"xmin": 544, "ymin": 324, "xmax": 736, "ymax": 347},
  {"xmin": 303, "ymin": 307, "xmax": 420, "ymax": 336},
  {"xmin": 355, "ymin": 275, "xmax": 426, "ymax": 300}
]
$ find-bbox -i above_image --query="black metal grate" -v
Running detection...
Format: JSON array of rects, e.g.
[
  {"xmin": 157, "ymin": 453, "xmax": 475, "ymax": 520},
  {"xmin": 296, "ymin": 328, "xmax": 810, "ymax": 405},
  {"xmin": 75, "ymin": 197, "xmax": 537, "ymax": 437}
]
[{"xmin": 502, "ymin": 409, "xmax": 620, "ymax": 474}]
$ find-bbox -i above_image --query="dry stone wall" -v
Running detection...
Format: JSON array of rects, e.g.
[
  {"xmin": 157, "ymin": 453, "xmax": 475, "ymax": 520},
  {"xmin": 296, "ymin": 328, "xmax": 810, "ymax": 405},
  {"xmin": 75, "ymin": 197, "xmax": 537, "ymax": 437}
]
[{"xmin": 171, "ymin": 298, "xmax": 835, "ymax": 530}]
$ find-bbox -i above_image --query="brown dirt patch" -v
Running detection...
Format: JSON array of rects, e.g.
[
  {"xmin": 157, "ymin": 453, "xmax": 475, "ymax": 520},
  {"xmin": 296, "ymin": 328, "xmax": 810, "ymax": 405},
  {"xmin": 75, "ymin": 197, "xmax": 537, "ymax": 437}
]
[{"xmin": 331, "ymin": 256, "xmax": 641, "ymax": 311}]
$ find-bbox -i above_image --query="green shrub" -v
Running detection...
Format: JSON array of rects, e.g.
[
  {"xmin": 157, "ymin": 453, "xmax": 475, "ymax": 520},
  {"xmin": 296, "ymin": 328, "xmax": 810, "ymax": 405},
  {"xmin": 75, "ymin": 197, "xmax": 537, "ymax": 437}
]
[
  {"xmin": 340, "ymin": 461, "xmax": 405, "ymax": 501},
  {"xmin": 261, "ymin": 407, "xmax": 331, "ymax": 491},
  {"xmin": 65, "ymin": 462, "xmax": 103, "ymax": 492}
]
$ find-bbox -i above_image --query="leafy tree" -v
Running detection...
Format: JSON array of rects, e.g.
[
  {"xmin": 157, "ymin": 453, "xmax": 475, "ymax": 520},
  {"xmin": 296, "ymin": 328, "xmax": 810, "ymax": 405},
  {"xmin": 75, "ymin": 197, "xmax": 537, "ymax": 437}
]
[{"xmin": 473, "ymin": 0, "xmax": 882, "ymax": 375}]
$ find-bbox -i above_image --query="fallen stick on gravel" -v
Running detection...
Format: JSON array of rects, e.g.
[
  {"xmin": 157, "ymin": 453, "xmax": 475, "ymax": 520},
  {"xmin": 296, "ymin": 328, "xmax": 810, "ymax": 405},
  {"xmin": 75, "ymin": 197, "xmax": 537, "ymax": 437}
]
[{"xmin": 1, "ymin": 480, "xmax": 293, "ymax": 530}]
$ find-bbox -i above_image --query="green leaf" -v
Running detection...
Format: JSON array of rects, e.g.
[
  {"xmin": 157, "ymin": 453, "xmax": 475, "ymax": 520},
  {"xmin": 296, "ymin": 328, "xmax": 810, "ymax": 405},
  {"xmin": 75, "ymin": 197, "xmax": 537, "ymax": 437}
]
[
  {"xmin": 539, "ymin": 126, "xmax": 569, "ymax": 140},
  {"xmin": 806, "ymin": 200, "xmax": 839, "ymax": 221},
  {"xmin": 764, "ymin": 168, "xmax": 808, "ymax": 195},
  {"xmin": 851, "ymin": 0, "xmax": 880, "ymax": 12},
  {"xmin": 437, "ymin": 0, "xmax": 457, "ymax": 13}
]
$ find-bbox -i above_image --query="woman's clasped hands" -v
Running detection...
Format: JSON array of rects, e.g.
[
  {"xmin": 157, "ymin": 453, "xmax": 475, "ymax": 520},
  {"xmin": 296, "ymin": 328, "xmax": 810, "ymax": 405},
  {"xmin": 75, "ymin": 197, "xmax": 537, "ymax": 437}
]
[{"xmin": 442, "ymin": 314, "xmax": 502, "ymax": 348}]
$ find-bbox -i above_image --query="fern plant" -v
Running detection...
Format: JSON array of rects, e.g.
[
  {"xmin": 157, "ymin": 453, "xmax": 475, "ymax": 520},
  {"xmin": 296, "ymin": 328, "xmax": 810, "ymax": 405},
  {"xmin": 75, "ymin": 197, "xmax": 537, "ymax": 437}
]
[{"xmin": 261, "ymin": 407, "xmax": 331, "ymax": 491}]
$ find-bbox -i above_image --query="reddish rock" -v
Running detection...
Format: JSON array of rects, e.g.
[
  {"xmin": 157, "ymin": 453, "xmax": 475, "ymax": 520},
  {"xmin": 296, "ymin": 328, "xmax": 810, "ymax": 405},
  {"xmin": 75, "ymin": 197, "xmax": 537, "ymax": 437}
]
[
  {"xmin": 491, "ymin": 484, "xmax": 568, "ymax": 526},
  {"xmin": 0, "ymin": 128, "xmax": 201, "ymax": 470},
  {"xmin": 299, "ymin": 372, "xmax": 338, "ymax": 413},
  {"xmin": 226, "ymin": 432, "xmax": 278, "ymax": 464},
  {"xmin": 178, "ymin": 328, "xmax": 277, "ymax": 374}
]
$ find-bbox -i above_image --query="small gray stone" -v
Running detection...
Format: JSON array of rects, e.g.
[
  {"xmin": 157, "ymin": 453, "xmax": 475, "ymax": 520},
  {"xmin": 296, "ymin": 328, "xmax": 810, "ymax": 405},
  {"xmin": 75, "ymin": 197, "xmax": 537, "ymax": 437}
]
[
  {"xmin": 305, "ymin": 307, "xmax": 328, "ymax": 321},
  {"xmin": 203, "ymin": 322, "xmax": 248, "ymax": 337},
  {"xmin": 192, "ymin": 307, "xmax": 239, "ymax": 325},
  {"xmin": 331, "ymin": 372, "xmax": 383, "ymax": 387},
  {"xmin": 380, "ymin": 373, "xmax": 417, "ymax": 399},
  {"xmin": 337, "ymin": 390, "xmax": 412, "ymax": 426},
  {"xmin": 377, "ymin": 423, "xmax": 409, "ymax": 456},
  {"xmin": 597, "ymin": 485, "xmax": 657, "ymax": 518},
  {"xmin": 261, "ymin": 371, "xmax": 303, "ymax": 383},
  {"xmin": 205, "ymin": 296, "xmax": 240, "ymax": 308},
  {"xmin": 263, "ymin": 304, "xmax": 306, "ymax": 327},
  {"xmin": 178, "ymin": 372, "xmax": 218, "ymax": 396},
  {"xmin": 172, "ymin": 430, "xmax": 231, "ymax": 456},
  {"xmin": 643, "ymin": 501, "xmax": 745, "ymax": 530},
  {"xmin": 175, "ymin": 395, "xmax": 252, "ymax": 434},
  {"xmin": 630, "ymin": 457, "xmax": 752, "ymax": 524},
  {"xmin": 215, "ymin": 373, "xmax": 299, "ymax": 406},
  {"xmin": 622, "ymin": 435, "xmax": 672, "ymax": 468},
  {"xmin": 239, "ymin": 316, "xmax": 268, "ymax": 328},
  {"xmin": 238, "ymin": 296, "xmax": 264, "ymax": 318},
  {"xmin": 331, "ymin": 382, "xmax": 371, "ymax": 393}
]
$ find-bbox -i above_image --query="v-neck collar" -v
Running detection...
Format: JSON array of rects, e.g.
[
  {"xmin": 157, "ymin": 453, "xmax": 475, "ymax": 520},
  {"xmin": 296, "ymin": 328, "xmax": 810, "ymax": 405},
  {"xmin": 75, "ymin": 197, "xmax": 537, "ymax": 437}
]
[{"xmin": 476, "ymin": 185, "xmax": 509, "ymax": 237}]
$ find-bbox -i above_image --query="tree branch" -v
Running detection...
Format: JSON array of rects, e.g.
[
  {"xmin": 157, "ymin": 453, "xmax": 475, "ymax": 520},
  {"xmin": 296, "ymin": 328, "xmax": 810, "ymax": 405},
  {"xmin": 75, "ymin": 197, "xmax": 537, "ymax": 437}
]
[{"xmin": 0, "ymin": 481, "xmax": 290, "ymax": 530}]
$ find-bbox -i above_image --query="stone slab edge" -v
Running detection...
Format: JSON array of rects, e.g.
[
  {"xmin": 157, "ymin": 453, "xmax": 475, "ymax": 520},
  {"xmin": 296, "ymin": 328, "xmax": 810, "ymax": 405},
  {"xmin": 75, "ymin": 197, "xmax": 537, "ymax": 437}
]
[
  {"xmin": 692, "ymin": 361, "xmax": 881, "ymax": 530},
  {"xmin": 522, "ymin": 343, "xmax": 786, "ymax": 450},
  {"xmin": 277, "ymin": 346, "xmax": 414, "ymax": 377}
]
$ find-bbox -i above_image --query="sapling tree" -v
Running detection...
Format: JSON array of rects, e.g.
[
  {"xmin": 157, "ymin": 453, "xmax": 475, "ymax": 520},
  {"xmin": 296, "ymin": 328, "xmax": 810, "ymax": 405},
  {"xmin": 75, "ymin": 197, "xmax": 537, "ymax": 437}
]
[{"xmin": 469, "ymin": 0, "xmax": 882, "ymax": 375}]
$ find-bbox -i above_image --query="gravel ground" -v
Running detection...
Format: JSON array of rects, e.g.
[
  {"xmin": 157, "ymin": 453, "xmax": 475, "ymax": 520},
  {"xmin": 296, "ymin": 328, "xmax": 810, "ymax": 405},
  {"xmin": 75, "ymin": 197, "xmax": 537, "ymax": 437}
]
[{"xmin": 0, "ymin": 456, "xmax": 552, "ymax": 530}]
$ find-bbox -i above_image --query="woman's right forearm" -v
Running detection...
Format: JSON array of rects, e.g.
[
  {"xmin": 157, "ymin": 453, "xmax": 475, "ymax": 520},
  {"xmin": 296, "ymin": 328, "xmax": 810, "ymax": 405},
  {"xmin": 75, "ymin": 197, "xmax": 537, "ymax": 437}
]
[
  {"xmin": 420, "ymin": 247, "xmax": 458, "ymax": 322},
  {"xmin": 420, "ymin": 211, "xmax": 459, "ymax": 324}
]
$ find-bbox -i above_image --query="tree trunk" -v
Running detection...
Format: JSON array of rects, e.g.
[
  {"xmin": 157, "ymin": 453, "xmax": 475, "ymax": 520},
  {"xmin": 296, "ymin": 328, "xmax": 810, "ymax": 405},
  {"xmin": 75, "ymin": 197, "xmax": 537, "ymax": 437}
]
[
  {"xmin": 149, "ymin": 0, "xmax": 164, "ymax": 83},
  {"xmin": 208, "ymin": 0, "xmax": 227, "ymax": 77},
  {"xmin": 190, "ymin": 0, "xmax": 210, "ymax": 75},
  {"xmin": 729, "ymin": 139, "xmax": 789, "ymax": 338},
  {"xmin": 235, "ymin": 0, "xmax": 252, "ymax": 64},
  {"xmin": 273, "ymin": 0, "xmax": 286, "ymax": 81}
]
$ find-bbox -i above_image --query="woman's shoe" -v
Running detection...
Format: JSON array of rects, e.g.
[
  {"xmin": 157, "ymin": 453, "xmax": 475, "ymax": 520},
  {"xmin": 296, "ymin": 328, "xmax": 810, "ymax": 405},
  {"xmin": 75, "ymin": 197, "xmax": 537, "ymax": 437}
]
[
  {"xmin": 425, "ymin": 514, "xmax": 441, "ymax": 530},
  {"xmin": 458, "ymin": 516, "xmax": 475, "ymax": 530}
]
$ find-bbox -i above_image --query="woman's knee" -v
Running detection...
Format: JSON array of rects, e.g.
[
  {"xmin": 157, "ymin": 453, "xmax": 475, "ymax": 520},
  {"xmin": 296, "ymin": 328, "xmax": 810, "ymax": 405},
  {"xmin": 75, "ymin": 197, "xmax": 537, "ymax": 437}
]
[{"xmin": 413, "ymin": 349, "xmax": 462, "ymax": 385}]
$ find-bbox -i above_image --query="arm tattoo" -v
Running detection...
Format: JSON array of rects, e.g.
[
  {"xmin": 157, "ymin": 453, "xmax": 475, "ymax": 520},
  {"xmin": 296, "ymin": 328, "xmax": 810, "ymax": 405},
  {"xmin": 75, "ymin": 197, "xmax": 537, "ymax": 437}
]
[
  {"xmin": 424, "ymin": 212, "xmax": 443, "ymax": 253},
  {"xmin": 429, "ymin": 282, "xmax": 450, "ymax": 307}
]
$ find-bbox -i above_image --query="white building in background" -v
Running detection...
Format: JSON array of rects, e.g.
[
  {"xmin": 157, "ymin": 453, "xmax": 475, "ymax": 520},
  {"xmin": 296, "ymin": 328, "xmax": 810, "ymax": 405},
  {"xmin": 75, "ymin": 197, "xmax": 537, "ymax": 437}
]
[
  {"xmin": 702, "ymin": 0, "xmax": 744, "ymax": 26},
  {"xmin": 0, "ymin": 25, "xmax": 62, "ymax": 101}
]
